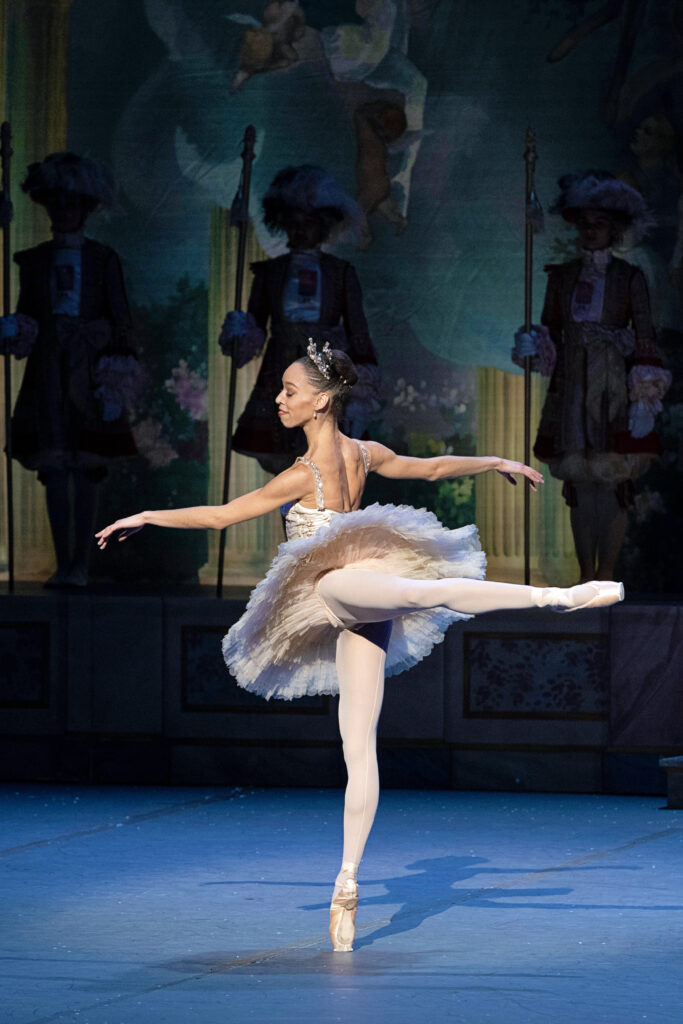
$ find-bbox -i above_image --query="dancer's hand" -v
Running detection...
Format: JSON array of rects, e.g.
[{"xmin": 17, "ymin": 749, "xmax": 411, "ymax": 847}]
[
  {"xmin": 496, "ymin": 460, "xmax": 544, "ymax": 491},
  {"xmin": 95, "ymin": 513, "xmax": 146, "ymax": 549}
]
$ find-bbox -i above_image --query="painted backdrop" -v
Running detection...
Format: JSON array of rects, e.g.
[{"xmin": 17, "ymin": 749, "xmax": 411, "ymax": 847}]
[{"xmin": 19, "ymin": 0, "xmax": 683, "ymax": 587}]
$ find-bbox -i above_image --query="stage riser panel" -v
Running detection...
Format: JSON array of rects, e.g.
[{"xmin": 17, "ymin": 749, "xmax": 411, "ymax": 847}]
[{"xmin": 0, "ymin": 594, "xmax": 680, "ymax": 792}]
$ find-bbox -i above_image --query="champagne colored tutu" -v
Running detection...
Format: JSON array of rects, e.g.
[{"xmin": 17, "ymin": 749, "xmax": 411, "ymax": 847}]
[{"xmin": 222, "ymin": 503, "xmax": 486, "ymax": 701}]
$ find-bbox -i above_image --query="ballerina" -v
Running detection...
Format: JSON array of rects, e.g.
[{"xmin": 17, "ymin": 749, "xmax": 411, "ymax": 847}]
[{"xmin": 96, "ymin": 340, "xmax": 623, "ymax": 952}]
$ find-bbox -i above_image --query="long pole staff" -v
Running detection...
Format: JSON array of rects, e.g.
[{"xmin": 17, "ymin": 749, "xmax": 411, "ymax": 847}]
[
  {"xmin": 216, "ymin": 125, "xmax": 256, "ymax": 598},
  {"xmin": 1, "ymin": 122, "xmax": 14, "ymax": 593},
  {"xmin": 522, "ymin": 128, "xmax": 538, "ymax": 587}
]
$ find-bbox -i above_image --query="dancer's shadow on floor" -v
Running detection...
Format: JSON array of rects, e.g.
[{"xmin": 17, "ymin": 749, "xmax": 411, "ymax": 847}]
[
  {"xmin": 334, "ymin": 854, "xmax": 681, "ymax": 948},
  {"xmin": 207, "ymin": 853, "xmax": 664, "ymax": 948}
]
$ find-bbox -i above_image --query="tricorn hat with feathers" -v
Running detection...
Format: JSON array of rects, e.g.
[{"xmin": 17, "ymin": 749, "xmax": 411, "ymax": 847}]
[
  {"xmin": 550, "ymin": 170, "xmax": 654, "ymax": 243},
  {"xmin": 262, "ymin": 164, "xmax": 361, "ymax": 239},
  {"xmin": 22, "ymin": 152, "xmax": 116, "ymax": 208}
]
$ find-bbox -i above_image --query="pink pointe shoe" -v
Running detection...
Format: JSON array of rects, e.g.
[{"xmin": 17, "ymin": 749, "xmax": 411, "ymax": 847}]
[
  {"xmin": 534, "ymin": 581, "xmax": 624, "ymax": 613},
  {"xmin": 329, "ymin": 877, "xmax": 358, "ymax": 952}
]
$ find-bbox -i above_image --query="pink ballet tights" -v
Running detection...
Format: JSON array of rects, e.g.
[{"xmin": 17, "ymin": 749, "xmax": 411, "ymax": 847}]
[
  {"xmin": 335, "ymin": 627, "xmax": 386, "ymax": 885},
  {"xmin": 320, "ymin": 568, "xmax": 551, "ymax": 630},
  {"xmin": 323, "ymin": 568, "xmax": 599, "ymax": 883}
]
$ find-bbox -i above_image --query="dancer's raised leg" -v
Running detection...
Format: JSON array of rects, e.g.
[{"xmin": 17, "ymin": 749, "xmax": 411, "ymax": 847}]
[
  {"xmin": 318, "ymin": 569, "xmax": 622, "ymax": 629},
  {"xmin": 330, "ymin": 621, "xmax": 390, "ymax": 952}
]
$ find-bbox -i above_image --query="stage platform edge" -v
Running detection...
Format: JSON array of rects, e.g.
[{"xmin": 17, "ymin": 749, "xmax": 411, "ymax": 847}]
[{"xmin": 0, "ymin": 587, "xmax": 681, "ymax": 793}]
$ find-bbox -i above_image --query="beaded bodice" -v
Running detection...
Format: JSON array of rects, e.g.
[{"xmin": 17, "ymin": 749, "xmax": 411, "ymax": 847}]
[{"xmin": 285, "ymin": 443, "xmax": 370, "ymax": 541}]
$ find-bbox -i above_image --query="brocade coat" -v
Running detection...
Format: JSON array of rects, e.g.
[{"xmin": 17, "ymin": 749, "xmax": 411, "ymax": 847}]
[
  {"xmin": 232, "ymin": 252, "xmax": 379, "ymax": 474},
  {"xmin": 533, "ymin": 256, "xmax": 660, "ymax": 489},
  {"xmin": 11, "ymin": 238, "xmax": 136, "ymax": 479}
]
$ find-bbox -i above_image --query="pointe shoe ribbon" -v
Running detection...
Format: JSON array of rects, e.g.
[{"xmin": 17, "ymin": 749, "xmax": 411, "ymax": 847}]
[
  {"xmin": 329, "ymin": 878, "xmax": 358, "ymax": 952},
  {"xmin": 534, "ymin": 581, "xmax": 624, "ymax": 613}
]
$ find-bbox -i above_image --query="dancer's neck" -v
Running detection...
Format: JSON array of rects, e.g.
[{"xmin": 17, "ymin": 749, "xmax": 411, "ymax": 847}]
[{"xmin": 302, "ymin": 415, "xmax": 344, "ymax": 458}]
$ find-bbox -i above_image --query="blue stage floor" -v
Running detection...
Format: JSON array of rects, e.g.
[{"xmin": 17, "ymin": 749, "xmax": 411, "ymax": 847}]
[{"xmin": 2, "ymin": 785, "xmax": 682, "ymax": 1023}]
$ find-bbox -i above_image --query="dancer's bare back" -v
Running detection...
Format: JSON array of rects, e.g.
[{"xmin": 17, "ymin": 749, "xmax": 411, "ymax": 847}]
[{"xmin": 295, "ymin": 435, "xmax": 369, "ymax": 512}]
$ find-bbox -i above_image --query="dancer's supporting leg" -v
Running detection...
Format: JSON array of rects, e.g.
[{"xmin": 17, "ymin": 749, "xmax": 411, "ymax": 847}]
[
  {"xmin": 318, "ymin": 570, "xmax": 622, "ymax": 629},
  {"xmin": 330, "ymin": 621, "xmax": 390, "ymax": 952}
]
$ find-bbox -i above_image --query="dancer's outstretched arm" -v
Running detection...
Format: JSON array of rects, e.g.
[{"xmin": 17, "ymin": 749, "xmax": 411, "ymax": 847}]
[
  {"xmin": 95, "ymin": 461, "xmax": 312, "ymax": 549},
  {"xmin": 364, "ymin": 441, "xmax": 544, "ymax": 489}
]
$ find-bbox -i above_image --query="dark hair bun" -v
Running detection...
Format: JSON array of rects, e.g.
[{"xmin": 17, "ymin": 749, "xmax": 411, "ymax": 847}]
[{"xmin": 329, "ymin": 349, "xmax": 358, "ymax": 389}]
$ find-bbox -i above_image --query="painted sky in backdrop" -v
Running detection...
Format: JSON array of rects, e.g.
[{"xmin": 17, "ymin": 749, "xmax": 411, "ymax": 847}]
[{"xmin": 67, "ymin": 0, "xmax": 680, "ymax": 380}]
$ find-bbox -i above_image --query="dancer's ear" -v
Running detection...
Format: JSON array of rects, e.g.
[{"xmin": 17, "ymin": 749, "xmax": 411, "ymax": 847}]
[{"xmin": 315, "ymin": 392, "xmax": 330, "ymax": 415}]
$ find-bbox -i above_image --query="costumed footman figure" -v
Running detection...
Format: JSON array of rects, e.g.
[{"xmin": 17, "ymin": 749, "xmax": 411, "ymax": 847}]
[
  {"xmin": 513, "ymin": 171, "xmax": 671, "ymax": 583},
  {"xmin": 97, "ymin": 339, "xmax": 624, "ymax": 953},
  {"xmin": 219, "ymin": 164, "xmax": 381, "ymax": 474},
  {"xmin": 0, "ymin": 152, "xmax": 139, "ymax": 587}
]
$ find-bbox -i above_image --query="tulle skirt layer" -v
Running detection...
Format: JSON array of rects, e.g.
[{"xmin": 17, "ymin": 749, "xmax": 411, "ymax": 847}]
[{"xmin": 222, "ymin": 503, "xmax": 486, "ymax": 700}]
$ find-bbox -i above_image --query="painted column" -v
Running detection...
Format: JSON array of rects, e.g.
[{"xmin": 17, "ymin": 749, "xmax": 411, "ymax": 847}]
[
  {"xmin": 0, "ymin": 0, "xmax": 73, "ymax": 580},
  {"xmin": 201, "ymin": 208, "xmax": 280, "ymax": 586},
  {"xmin": 475, "ymin": 366, "xmax": 576, "ymax": 584}
]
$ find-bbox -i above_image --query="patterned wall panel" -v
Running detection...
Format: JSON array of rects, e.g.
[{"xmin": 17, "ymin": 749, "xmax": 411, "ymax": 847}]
[
  {"xmin": 0, "ymin": 622, "xmax": 50, "ymax": 708},
  {"xmin": 464, "ymin": 632, "xmax": 608, "ymax": 720},
  {"xmin": 181, "ymin": 626, "xmax": 328, "ymax": 714}
]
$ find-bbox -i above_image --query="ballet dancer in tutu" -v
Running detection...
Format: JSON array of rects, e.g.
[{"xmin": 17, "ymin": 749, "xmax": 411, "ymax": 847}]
[{"xmin": 96, "ymin": 340, "xmax": 624, "ymax": 952}]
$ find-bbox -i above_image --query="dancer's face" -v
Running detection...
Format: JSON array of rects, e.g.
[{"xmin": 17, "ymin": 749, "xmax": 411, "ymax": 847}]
[{"xmin": 276, "ymin": 362, "xmax": 327, "ymax": 427}]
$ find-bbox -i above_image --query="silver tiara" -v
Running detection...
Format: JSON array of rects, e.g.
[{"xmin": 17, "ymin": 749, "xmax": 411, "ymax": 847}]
[{"xmin": 307, "ymin": 338, "xmax": 333, "ymax": 379}]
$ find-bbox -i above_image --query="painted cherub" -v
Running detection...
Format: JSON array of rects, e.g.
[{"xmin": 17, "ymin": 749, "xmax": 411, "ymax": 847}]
[{"xmin": 229, "ymin": 1, "xmax": 308, "ymax": 92}]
